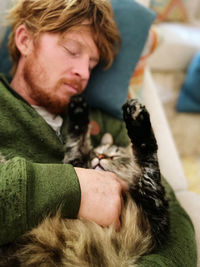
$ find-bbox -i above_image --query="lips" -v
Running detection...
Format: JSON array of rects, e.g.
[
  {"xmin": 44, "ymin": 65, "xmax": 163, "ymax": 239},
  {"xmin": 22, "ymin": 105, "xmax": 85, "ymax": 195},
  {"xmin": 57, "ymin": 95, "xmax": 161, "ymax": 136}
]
[
  {"xmin": 63, "ymin": 79, "xmax": 82, "ymax": 94},
  {"xmin": 64, "ymin": 83, "xmax": 79, "ymax": 94}
]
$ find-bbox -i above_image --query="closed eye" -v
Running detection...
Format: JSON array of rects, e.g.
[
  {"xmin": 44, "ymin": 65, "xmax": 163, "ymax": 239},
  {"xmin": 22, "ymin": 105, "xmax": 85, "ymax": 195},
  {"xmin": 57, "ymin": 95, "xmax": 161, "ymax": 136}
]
[
  {"xmin": 110, "ymin": 155, "xmax": 120, "ymax": 160},
  {"xmin": 64, "ymin": 46, "xmax": 79, "ymax": 57}
]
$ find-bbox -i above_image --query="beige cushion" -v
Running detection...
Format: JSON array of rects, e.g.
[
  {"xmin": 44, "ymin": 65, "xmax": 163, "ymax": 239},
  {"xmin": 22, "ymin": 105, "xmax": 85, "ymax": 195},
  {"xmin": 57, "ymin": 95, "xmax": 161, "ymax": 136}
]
[{"xmin": 148, "ymin": 23, "xmax": 200, "ymax": 71}]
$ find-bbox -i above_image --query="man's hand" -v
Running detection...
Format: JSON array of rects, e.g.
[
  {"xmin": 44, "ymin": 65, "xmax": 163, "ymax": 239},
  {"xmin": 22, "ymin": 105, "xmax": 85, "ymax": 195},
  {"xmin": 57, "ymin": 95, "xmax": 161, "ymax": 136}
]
[{"xmin": 74, "ymin": 167, "xmax": 128, "ymax": 229}]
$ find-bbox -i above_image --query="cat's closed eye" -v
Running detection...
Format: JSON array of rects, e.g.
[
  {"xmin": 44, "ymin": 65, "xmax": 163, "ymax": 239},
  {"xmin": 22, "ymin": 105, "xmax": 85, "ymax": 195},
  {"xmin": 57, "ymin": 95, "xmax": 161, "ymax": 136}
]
[{"xmin": 110, "ymin": 155, "xmax": 120, "ymax": 160}]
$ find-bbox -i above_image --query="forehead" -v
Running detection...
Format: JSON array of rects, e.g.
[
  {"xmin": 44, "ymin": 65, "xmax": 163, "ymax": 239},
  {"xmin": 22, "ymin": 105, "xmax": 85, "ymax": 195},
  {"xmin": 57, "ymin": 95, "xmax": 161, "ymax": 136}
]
[{"xmin": 95, "ymin": 144, "xmax": 120, "ymax": 154}]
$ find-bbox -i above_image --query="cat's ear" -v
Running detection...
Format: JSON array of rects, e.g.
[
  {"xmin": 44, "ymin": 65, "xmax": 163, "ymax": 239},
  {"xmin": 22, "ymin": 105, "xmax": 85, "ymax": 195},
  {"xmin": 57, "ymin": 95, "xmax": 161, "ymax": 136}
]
[{"xmin": 101, "ymin": 133, "xmax": 113, "ymax": 145}]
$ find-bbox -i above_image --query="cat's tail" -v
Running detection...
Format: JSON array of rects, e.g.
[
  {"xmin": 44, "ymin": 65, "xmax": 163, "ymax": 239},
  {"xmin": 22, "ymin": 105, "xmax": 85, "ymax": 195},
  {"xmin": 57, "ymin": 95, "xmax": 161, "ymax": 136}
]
[
  {"xmin": 114, "ymin": 194, "xmax": 154, "ymax": 266},
  {"xmin": 12, "ymin": 200, "xmax": 153, "ymax": 267}
]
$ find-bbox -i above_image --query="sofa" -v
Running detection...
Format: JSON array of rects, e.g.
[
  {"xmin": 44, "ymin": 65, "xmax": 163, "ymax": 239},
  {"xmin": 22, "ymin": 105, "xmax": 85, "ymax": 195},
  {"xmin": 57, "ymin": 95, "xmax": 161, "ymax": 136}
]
[{"xmin": 0, "ymin": 0, "xmax": 199, "ymax": 266}]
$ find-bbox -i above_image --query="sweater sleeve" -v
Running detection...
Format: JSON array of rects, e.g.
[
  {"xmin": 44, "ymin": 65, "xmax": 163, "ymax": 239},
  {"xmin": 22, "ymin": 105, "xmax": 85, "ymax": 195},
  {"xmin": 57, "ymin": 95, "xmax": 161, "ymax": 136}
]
[{"xmin": 0, "ymin": 157, "xmax": 81, "ymax": 246}]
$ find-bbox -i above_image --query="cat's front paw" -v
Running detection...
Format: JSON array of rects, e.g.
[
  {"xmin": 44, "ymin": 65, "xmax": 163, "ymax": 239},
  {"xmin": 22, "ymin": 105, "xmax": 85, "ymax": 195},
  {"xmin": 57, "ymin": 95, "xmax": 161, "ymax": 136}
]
[
  {"xmin": 68, "ymin": 94, "xmax": 89, "ymax": 134},
  {"xmin": 122, "ymin": 99, "xmax": 157, "ymax": 152},
  {"xmin": 122, "ymin": 99, "xmax": 150, "ymax": 129},
  {"xmin": 68, "ymin": 94, "xmax": 89, "ymax": 120}
]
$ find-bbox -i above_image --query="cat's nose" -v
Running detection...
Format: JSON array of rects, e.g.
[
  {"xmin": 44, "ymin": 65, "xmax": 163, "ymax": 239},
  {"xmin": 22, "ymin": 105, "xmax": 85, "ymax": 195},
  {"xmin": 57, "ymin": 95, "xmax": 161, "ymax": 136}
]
[{"xmin": 98, "ymin": 154, "xmax": 105, "ymax": 160}]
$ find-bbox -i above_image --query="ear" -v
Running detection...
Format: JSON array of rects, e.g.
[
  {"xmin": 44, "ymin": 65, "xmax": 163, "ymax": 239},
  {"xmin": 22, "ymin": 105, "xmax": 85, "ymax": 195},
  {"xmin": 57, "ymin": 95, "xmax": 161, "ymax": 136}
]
[
  {"xmin": 100, "ymin": 133, "xmax": 113, "ymax": 145},
  {"xmin": 15, "ymin": 24, "xmax": 33, "ymax": 56}
]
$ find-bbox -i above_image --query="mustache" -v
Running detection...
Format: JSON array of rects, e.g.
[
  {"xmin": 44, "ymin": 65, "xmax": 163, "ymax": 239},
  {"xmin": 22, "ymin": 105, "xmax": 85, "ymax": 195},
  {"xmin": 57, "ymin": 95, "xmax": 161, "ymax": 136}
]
[{"xmin": 60, "ymin": 78, "xmax": 83, "ymax": 94}]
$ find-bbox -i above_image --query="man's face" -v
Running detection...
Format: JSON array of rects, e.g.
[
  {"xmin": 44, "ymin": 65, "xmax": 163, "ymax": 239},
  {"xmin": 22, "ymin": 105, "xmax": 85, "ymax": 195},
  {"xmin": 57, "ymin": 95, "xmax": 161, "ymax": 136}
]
[{"xmin": 23, "ymin": 27, "xmax": 99, "ymax": 114}]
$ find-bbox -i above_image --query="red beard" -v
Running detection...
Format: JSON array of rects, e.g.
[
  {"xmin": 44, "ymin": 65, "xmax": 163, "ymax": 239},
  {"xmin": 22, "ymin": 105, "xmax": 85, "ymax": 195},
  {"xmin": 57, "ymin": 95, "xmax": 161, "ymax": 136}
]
[{"xmin": 23, "ymin": 55, "xmax": 82, "ymax": 115}]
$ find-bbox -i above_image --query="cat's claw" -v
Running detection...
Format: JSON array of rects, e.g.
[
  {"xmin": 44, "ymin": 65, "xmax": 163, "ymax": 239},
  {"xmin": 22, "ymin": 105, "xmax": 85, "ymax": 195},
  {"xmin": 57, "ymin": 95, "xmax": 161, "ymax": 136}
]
[{"xmin": 122, "ymin": 99, "xmax": 150, "ymax": 128}]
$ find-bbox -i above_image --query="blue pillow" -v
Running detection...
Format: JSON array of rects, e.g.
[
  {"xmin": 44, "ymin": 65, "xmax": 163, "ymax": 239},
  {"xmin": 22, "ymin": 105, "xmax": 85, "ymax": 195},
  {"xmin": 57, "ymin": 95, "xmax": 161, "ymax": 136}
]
[
  {"xmin": 84, "ymin": 0, "xmax": 156, "ymax": 119},
  {"xmin": 0, "ymin": 0, "xmax": 156, "ymax": 119},
  {"xmin": 177, "ymin": 52, "xmax": 200, "ymax": 113},
  {"xmin": 0, "ymin": 29, "xmax": 12, "ymax": 82}
]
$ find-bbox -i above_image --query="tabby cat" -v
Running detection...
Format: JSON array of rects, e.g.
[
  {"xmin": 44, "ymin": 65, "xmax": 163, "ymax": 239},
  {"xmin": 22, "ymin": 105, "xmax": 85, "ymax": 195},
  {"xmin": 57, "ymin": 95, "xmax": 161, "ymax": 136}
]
[{"xmin": 0, "ymin": 95, "xmax": 169, "ymax": 267}]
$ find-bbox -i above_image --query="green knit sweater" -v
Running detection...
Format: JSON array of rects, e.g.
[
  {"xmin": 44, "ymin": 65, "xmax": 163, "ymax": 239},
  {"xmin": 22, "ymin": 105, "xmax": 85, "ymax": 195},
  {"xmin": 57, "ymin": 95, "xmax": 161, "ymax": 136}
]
[{"xmin": 0, "ymin": 74, "xmax": 197, "ymax": 266}]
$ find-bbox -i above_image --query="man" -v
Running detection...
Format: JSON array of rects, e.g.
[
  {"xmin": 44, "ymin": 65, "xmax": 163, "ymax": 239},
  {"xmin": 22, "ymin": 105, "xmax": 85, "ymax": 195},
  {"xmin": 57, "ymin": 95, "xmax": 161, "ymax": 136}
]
[{"xmin": 0, "ymin": 0, "xmax": 129, "ymax": 245}]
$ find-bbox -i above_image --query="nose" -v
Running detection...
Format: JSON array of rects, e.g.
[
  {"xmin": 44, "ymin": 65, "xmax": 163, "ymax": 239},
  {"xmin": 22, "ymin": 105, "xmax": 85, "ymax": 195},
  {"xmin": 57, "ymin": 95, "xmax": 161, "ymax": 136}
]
[
  {"xmin": 73, "ymin": 57, "xmax": 90, "ymax": 82},
  {"xmin": 98, "ymin": 154, "xmax": 105, "ymax": 160}
]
